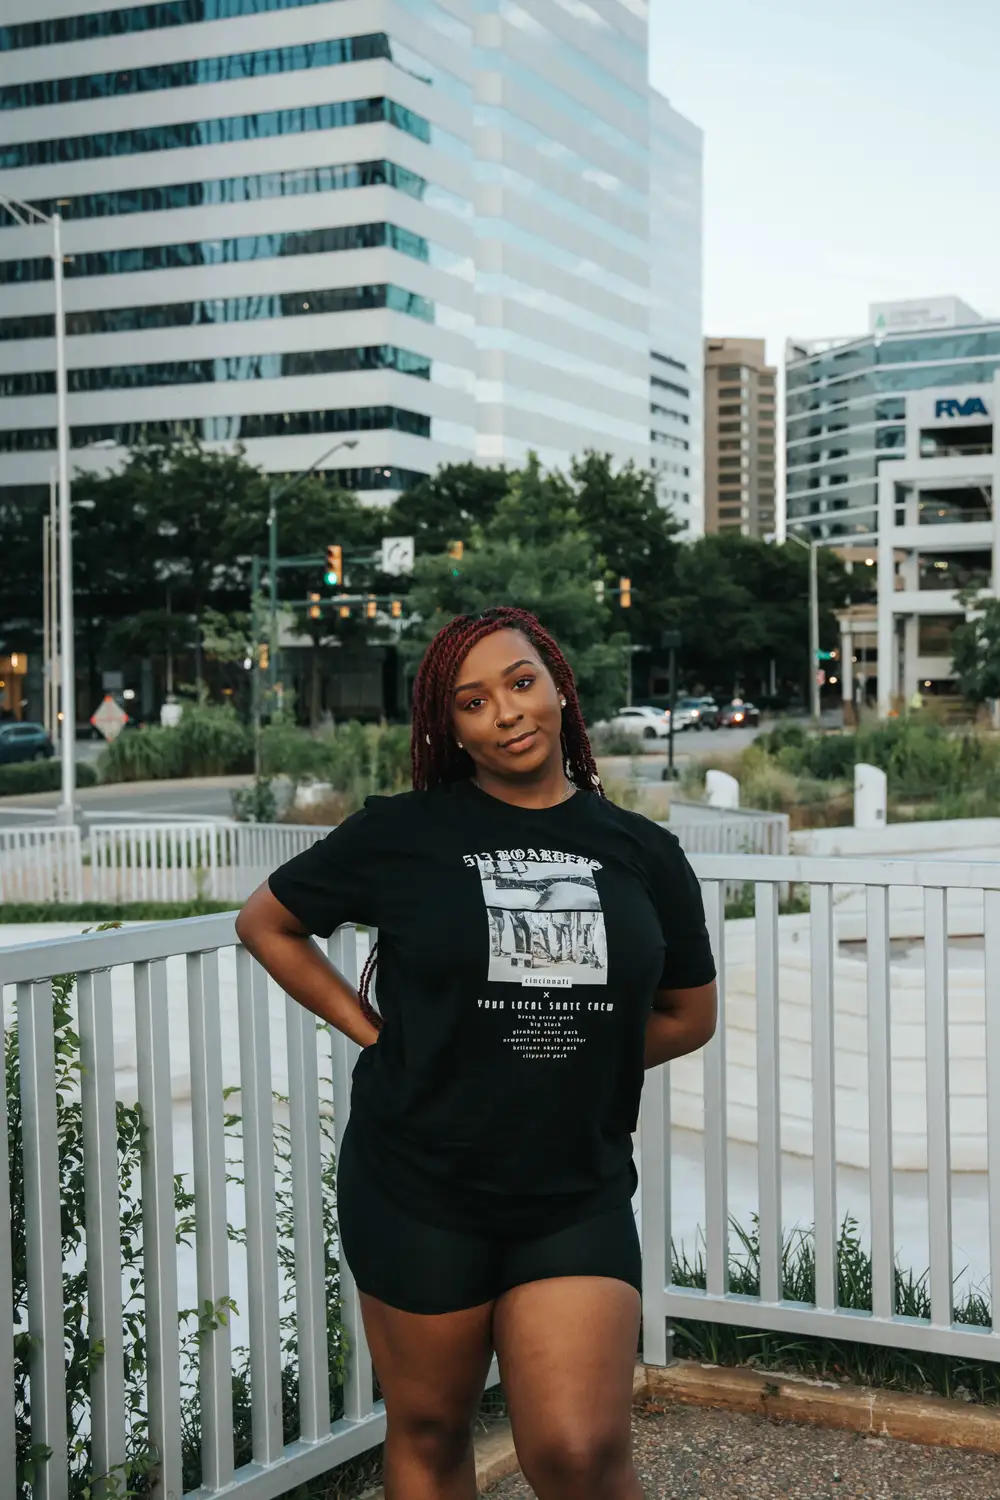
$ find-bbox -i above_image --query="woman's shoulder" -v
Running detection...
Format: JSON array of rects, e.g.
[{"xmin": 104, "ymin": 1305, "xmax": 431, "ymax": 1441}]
[{"xmin": 361, "ymin": 782, "xmax": 461, "ymax": 820}]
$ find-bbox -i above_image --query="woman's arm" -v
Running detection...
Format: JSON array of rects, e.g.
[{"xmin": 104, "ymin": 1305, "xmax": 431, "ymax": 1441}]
[
  {"xmin": 644, "ymin": 980, "xmax": 717, "ymax": 1069},
  {"xmin": 235, "ymin": 883, "xmax": 380, "ymax": 1050}
]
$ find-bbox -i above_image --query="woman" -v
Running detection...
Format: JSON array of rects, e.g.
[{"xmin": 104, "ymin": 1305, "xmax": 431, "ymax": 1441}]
[{"xmin": 237, "ymin": 606, "xmax": 717, "ymax": 1500}]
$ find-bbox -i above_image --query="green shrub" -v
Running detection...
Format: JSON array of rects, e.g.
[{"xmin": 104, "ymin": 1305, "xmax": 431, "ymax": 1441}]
[
  {"xmin": 590, "ymin": 725, "xmax": 643, "ymax": 757},
  {"xmin": 8, "ymin": 958, "xmax": 346, "ymax": 1497},
  {"xmin": 99, "ymin": 702, "xmax": 253, "ymax": 782},
  {"xmin": 0, "ymin": 760, "xmax": 98, "ymax": 797},
  {"xmin": 261, "ymin": 720, "xmax": 412, "ymax": 817},
  {"xmin": 671, "ymin": 1214, "xmax": 998, "ymax": 1404},
  {"xmin": 0, "ymin": 901, "xmax": 235, "ymax": 924}
]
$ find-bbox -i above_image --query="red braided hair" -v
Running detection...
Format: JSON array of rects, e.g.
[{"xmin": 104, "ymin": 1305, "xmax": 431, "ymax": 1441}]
[{"xmin": 357, "ymin": 607, "xmax": 604, "ymax": 1029}]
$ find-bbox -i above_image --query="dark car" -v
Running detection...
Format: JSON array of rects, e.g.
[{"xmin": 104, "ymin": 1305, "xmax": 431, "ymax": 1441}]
[
  {"xmin": 718, "ymin": 699, "xmax": 761, "ymax": 729},
  {"xmin": 0, "ymin": 721, "xmax": 55, "ymax": 764}
]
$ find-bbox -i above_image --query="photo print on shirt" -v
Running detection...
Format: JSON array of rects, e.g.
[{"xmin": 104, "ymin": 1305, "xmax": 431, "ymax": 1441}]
[{"xmin": 468, "ymin": 849, "xmax": 608, "ymax": 987}]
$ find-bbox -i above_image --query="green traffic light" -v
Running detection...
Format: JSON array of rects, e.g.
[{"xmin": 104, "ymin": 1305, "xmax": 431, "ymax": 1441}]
[{"xmin": 324, "ymin": 570, "xmax": 339, "ymax": 586}]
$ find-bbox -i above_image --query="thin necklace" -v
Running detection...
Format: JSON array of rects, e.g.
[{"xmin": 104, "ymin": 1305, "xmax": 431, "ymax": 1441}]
[{"xmin": 472, "ymin": 777, "xmax": 576, "ymax": 806}]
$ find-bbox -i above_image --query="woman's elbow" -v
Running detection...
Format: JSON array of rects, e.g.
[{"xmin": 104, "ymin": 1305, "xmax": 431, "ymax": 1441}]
[{"xmin": 692, "ymin": 981, "xmax": 719, "ymax": 1048}]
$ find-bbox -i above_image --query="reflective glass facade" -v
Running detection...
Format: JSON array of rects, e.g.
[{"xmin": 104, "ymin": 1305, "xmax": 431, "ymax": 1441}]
[
  {"xmin": 0, "ymin": 284, "xmax": 435, "ymax": 342},
  {"xmin": 471, "ymin": 0, "xmax": 650, "ymax": 470},
  {"xmin": 0, "ymin": 222, "xmax": 445, "ymax": 283},
  {"xmin": 786, "ymin": 319, "xmax": 1000, "ymax": 537},
  {"xmin": 0, "ymin": 97, "xmax": 434, "ymax": 170},
  {"xmin": 2, "ymin": 343, "xmax": 435, "ymax": 397},
  {"xmin": 1, "ymin": 405, "xmax": 431, "ymax": 452},
  {"xmin": 0, "ymin": 0, "xmax": 339, "ymax": 50}
]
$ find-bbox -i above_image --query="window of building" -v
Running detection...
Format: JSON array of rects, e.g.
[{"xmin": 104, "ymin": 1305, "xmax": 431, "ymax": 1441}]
[
  {"xmin": 0, "ymin": 404, "xmax": 432, "ymax": 452},
  {"xmin": 918, "ymin": 615, "xmax": 961, "ymax": 656},
  {"xmin": 651, "ymin": 374, "xmax": 689, "ymax": 398},
  {"xmin": 719, "ymin": 421, "xmax": 742, "ymax": 434},
  {"xmin": 718, "ymin": 385, "xmax": 743, "ymax": 399},
  {"xmin": 718, "ymin": 439, "xmax": 743, "ymax": 452},
  {"xmin": 2, "ymin": 222, "xmax": 439, "ymax": 285},
  {"xmin": 0, "ymin": 96, "xmax": 436, "ymax": 171},
  {"xmin": 1, "ymin": 282, "xmax": 433, "ymax": 342},
  {"xmin": 0, "ymin": 0, "xmax": 330, "ymax": 50},
  {"xmin": 718, "ymin": 404, "xmax": 743, "ymax": 417},
  {"xmin": 718, "ymin": 456, "xmax": 742, "ymax": 468},
  {"xmin": 5, "ymin": 159, "xmax": 460, "ymax": 229}
]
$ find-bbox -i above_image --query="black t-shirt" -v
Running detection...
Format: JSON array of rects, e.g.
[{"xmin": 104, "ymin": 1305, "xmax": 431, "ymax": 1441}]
[{"xmin": 268, "ymin": 780, "xmax": 716, "ymax": 1235}]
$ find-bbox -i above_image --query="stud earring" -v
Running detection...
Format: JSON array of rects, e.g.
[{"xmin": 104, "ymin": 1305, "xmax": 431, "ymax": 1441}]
[
  {"xmin": 457, "ymin": 740, "xmax": 464, "ymax": 749},
  {"xmin": 560, "ymin": 696, "xmax": 567, "ymax": 708}
]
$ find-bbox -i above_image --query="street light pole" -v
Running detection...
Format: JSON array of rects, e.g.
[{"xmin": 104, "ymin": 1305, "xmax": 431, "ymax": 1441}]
[
  {"xmin": 808, "ymin": 537, "xmax": 820, "ymax": 724},
  {"xmin": 265, "ymin": 437, "xmax": 358, "ymax": 707},
  {"xmin": 51, "ymin": 212, "xmax": 76, "ymax": 822}
]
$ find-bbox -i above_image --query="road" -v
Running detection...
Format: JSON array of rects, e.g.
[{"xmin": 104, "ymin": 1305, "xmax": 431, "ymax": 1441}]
[{"xmin": 0, "ymin": 775, "xmax": 251, "ymax": 829}]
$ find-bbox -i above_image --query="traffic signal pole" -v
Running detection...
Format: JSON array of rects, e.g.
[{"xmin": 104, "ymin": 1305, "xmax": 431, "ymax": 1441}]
[{"xmin": 809, "ymin": 539, "xmax": 820, "ymax": 725}]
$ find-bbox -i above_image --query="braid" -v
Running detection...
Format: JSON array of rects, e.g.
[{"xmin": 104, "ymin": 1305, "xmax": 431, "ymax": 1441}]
[{"xmin": 358, "ymin": 607, "xmax": 604, "ymax": 1028}]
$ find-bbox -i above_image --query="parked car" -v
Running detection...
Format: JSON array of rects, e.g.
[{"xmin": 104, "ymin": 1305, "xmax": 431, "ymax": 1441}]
[
  {"xmin": 594, "ymin": 705, "xmax": 671, "ymax": 740},
  {"xmin": 0, "ymin": 720, "xmax": 55, "ymax": 764},
  {"xmin": 673, "ymin": 695, "xmax": 720, "ymax": 731},
  {"xmin": 717, "ymin": 699, "xmax": 761, "ymax": 728}
]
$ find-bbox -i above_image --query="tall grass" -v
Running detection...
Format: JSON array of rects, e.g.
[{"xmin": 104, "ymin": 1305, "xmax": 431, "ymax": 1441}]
[{"xmin": 671, "ymin": 1215, "xmax": 998, "ymax": 1403}]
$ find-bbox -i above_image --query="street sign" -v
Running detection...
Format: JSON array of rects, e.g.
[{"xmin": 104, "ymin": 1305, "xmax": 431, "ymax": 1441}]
[
  {"xmin": 816, "ymin": 650, "xmax": 835, "ymax": 661},
  {"xmin": 90, "ymin": 694, "xmax": 129, "ymax": 742},
  {"xmin": 381, "ymin": 535, "xmax": 415, "ymax": 576}
]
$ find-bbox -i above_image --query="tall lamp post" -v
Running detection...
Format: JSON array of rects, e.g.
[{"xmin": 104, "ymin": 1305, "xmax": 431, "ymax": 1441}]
[
  {"xmin": 1, "ymin": 194, "xmax": 75, "ymax": 822},
  {"xmin": 266, "ymin": 437, "xmax": 358, "ymax": 703},
  {"xmin": 785, "ymin": 529, "xmax": 821, "ymax": 724}
]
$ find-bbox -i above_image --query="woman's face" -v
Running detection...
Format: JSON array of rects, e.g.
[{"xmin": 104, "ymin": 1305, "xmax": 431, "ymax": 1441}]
[{"xmin": 450, "ymin": 628, "xmax": 564, "ymax": 780}]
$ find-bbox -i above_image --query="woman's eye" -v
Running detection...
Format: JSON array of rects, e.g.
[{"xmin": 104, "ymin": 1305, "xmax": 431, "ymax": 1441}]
[
  {"xmin": 461, "ymin": 696, "xmax": 485, "ymax": 711},
  {"xmin": 514, "ymin": 676, "xmax": 535, "ymax": 691}
]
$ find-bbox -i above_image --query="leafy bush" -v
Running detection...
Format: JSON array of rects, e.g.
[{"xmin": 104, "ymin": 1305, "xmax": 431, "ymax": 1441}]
[
  {"xmin": 231, "ymin": 775, "xmax": 278, "ymax": 824},
  {"xmin": 8, "ymin": 958, "xmax": 348, "ymax": 1497},
  {"xmin": 0, "ymin": 760, "xmax": 98, "ymax": 797},
  {"xmin": 99, "ymin": 703, "xmax": 253, "ymax": 782},
  {"xmin": 262, "ymin": 720, "xmax": 412, "ymax": 818},
  {"xmin": 589, "ymin": 726, "xmax": 643, "ymax": 757}
]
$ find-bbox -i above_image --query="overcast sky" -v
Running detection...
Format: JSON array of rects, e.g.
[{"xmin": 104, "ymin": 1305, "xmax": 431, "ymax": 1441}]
[{"xmin": 649, "ymin": 0, "xmax": 1000, "ymax": 370}]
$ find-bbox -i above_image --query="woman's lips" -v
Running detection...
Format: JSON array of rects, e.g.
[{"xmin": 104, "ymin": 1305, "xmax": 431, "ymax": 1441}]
[{"xmin": 501, "ymin": 729, "xmax": 538, "ymax": 752}]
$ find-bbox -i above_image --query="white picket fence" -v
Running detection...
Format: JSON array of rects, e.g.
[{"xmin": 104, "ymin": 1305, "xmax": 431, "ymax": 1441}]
[
  {"xmin": 666, "ymin": 800, "xmax": 789, "ymax": 857},
  {"xmin": 88, "ymin": 822, "xmax": 330, "ymax": 904},
  {"xmin": 0, "ymin": 826, "xmax": 82, "ymax": 904}
]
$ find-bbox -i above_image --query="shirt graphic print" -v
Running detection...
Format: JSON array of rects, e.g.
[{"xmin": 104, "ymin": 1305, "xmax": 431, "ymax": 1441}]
[{"xmin": 470, "ymin": 849, "xmax": 608, "ymax": 987}]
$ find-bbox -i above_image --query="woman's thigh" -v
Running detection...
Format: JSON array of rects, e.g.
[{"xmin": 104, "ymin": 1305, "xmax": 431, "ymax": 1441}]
[
  {"xmin": 360, "ymin": 1292, "xmax": 496, "ymax": 1432},
  {"xmin": 492, "ymin": 1207, "xmax": 642, "ymax": 1475}
]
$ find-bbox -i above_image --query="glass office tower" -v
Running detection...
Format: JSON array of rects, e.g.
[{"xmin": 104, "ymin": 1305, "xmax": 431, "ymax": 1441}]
[
  {"xmin": 1, "ymin": 0, "xmax": 654, "ymax": 511},
  {"xmin": 787, "ymin": 298, "xmax": 1000, "ymax": 540}
]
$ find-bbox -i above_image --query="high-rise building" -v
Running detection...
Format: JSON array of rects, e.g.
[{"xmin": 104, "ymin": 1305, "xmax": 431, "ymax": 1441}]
[
  {"xmin": 703, "ymin": 336, "xmax": 777, "ymax": 536},
  {"xmin": 786, "ymin": 297, "xmax": 1000, "ymax": 541},
  {"xmin": 472, "ymin": 0, "xmax": 652, "ymax": 475},
  {"xmin": 648, "ymin": 89, "xmax": 703, "ymax": 536},
  {"xmin": 0, "ymin": 0, "xmax": 652, "ymax": 519}
]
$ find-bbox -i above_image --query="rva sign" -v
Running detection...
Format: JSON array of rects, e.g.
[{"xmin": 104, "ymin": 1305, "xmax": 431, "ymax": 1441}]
[{"xmin": 934, "ymin": 396, "xmax": 989, "ymax": 419}]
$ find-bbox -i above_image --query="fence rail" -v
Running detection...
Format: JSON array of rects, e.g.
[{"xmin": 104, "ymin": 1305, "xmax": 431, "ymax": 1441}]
[
  {"xmin": 666, "ymin": 802, "xmax": 789, "ymax": 857},
  {"xmin": 0, "ymin": 826, "xmax": 82, "ymax": 904},
  {"xmin": 5, "ymin": 852, "xmax": 1000, "ymax": 1496}
]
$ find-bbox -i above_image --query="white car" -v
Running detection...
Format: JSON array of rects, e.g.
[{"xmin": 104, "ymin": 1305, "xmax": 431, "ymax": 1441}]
[{"xmin": 596, "ymin": 705, "xmax": 671, "ymax": 741}]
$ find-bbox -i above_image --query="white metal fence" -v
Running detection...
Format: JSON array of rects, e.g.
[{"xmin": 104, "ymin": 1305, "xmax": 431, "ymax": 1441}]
[
  {"xmin": 88, "ymin": 822, "xmax": 329, "ymax": 904},
  {"xmin": 666, "ymin": 801, "xmax": 789, "ymax": 857},
  {"xmin": 5, "ymin": 852, "xmax": 1000, "ymax": 1496},
  {"xmin": 642, "ymin": 852, "xmax": 1000, "ymax": 1367},
  {"xmin": 0, "ymin": 827, "xmax": 82, "ymax": 904}
]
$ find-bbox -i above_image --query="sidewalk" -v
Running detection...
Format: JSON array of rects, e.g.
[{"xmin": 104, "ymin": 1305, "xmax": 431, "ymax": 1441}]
[{"xmin": 484, "ymin": 1402, "xmax": 1000, "ymax": 1497}]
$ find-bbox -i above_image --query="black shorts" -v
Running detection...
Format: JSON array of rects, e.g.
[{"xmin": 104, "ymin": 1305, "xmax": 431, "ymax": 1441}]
[{"xmin": 337, "ymin": 1125, "xmax": 642, "ymax": 1316}]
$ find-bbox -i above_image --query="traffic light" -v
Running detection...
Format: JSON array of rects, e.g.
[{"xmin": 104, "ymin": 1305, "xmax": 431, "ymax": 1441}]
[
  {"xmin": 307, "ymin": 592, "xmax": 321, "ymax": 621},
  {"xmin": 366, "ymin": 597, "xmax": 377, "ymax": 620},
  {"xmin": 619, "ymin": 576, "xmax": 632, "ymax": 608},
  {"xmin": 448, "ymin": 539, "xmax": 463, "ymax": 576},
  {"xmin": 258, "ymin": 644, "xmax": 269, "ymax": 671},
  {"xmin": 339, "ymin": 604, "xmax": 350, "ymax": 619},
  {"xmin": 324, "ymin": 543, "xmax": 342, "ymax": 586},
  {"xmin": 391, "ymin": 599, "xmax": 402, "ymax": 618}
]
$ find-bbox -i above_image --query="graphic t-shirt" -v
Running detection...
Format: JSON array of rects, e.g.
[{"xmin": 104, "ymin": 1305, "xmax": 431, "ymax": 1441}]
[{"xmin": 268, "ymin": 780, "xmax": 716, "ymax": 1235}]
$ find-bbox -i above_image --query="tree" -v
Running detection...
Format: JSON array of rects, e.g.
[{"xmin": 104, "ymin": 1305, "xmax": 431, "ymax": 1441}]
[
  {"xmin": 405, "ymin": 455, "xmax": 627, "ymax": 721},
  {"xmin": 384, "ymin": 462, "xmax": 510, "ymax": 554},
  {"xmin": 952, "ymin": 593, "xmax": 1000, "ymax": 703}
]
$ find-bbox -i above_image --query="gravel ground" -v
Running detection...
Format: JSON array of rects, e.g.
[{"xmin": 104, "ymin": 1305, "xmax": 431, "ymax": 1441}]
[{"xmin": 484, "ymin": 1400, "xmax": 1000, "ymax": 1498}]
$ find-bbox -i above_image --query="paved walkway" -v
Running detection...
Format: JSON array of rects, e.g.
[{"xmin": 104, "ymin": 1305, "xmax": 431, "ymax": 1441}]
[{"xmin": 485, "ymin": 1402, "xmax": 1000, "ymax": 1498}]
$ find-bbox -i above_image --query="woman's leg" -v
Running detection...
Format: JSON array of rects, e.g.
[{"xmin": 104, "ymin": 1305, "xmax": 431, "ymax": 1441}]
[
  {"xmin": 360, "ymin": 1292, "xmax": 495, "ymax": 1500},
  {"xmin": 493, "ymin": 1276, "xmax": 641, "ymax": 1500}
]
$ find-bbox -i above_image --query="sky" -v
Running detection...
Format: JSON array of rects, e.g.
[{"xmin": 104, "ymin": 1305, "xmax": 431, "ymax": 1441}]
[{"xmin": 649, "ymin": 0, "xmax": 1000, "ymax": 371}]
